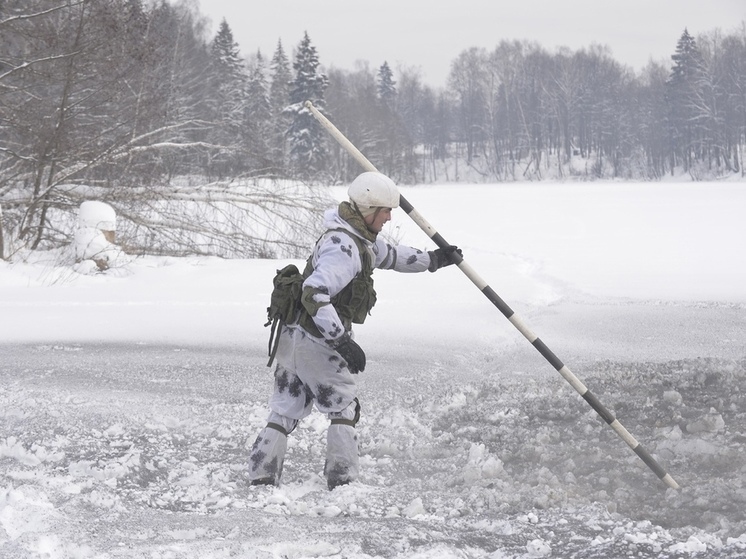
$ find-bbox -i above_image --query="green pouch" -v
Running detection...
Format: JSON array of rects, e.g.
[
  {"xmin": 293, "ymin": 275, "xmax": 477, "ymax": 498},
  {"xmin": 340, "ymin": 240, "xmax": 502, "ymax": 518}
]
[
  {"xmin": 265, "ymin": 264, "xmax": 304, "ymax": 327},
  {"xmin": 265, "ymin": 264, "xmax": 305, "ymax": 367},
  {"xmin": 337, "ymin": 274, "xmax": 377, "ymax": 324}
]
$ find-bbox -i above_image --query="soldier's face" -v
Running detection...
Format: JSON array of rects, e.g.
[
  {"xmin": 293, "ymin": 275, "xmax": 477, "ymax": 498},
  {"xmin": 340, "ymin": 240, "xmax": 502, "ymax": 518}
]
[{"xmin": 365, "ymin": 207, "xmax": 392, "ymax": 233}]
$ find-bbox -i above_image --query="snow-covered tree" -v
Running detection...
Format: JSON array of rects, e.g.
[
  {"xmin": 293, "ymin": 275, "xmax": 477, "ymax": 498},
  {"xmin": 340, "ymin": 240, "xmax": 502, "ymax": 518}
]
[
  {"xmin": 208, "ymin": 19, "xmax": 248, "ymax": 177},
  {"xmin": 665, "ymin": 28, "xmax": 706, "ymax": 173},
  {"xmin": 373, "ymin": 62, "xmax": 410, "ymax": 179},
  {"xmin": 0, "ymin": 0, "xmax": 160, "ymax": 249},
  {"xmin": 286, "ymin": 32, "xmax": 329, "ymax": 180},
  {"xmin": 449, "ymin": 47, "xmax": 490, "ymax": 165},
  {"xmin": 373, "ymin": 67, "xmax": 427, "ymax": 182},
  {"xmin": 120, "ymin": 0, "xmax": 217, "ymax": 184},
  {"xmin": 377, "ymin": 61, "xmax": 397, "ymax": 107},
  {"xmin": 268, "ymin": 40, "xmax": 292, "ymax": 173},
  {"xmin": 245, "ymin": 50, "xmax": 273, "ymax": 171},
  {"xmin": 636, "ymin": 61, "xmax": 671, "ymax": 178},
  {"xmin": 717, "ymin": 32, "xmax": 746, "ymax": 175}
]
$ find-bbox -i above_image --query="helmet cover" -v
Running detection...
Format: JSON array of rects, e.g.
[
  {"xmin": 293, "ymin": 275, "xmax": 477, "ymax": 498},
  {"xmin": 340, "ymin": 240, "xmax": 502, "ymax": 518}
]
[{"xmin": 348, "ymin": 172, "xmax": 400, "ymax": 209}]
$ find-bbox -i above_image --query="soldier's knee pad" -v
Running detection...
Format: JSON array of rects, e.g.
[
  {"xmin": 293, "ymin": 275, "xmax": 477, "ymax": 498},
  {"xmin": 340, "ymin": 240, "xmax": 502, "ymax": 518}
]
[
  {"xmin": 266, "ymin": 413, "xmax": 299, "ymax": 436},
  {"xmin": 329, "ymin": 397, "xmax": 360, "ymax": 428}
]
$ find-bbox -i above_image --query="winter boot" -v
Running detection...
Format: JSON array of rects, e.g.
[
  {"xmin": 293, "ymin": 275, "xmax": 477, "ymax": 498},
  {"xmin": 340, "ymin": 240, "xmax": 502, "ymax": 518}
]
[
  {"xmin": 248, "ymin": 414, "xmax": 297, "ymax": 486},
  {"xmin": 325, "ymin": 399, "xmax": 360, "ymax": 490}
]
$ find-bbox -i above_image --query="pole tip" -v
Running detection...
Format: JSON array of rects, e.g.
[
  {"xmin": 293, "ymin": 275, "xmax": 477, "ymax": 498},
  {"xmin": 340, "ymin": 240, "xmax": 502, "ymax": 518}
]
[
  {"xmin": 663, "ymin": 474, "xmax": 680, "ymax": 490},
  {"xmin": 304, "ymin": 100, "xmax": 313, "ymax": 109}
]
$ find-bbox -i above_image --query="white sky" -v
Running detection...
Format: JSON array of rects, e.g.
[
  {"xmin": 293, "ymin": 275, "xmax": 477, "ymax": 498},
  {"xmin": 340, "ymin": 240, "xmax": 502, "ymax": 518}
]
[{"xmin": 195, "ymin": 0, "xmax": 745, "ymax": 87}]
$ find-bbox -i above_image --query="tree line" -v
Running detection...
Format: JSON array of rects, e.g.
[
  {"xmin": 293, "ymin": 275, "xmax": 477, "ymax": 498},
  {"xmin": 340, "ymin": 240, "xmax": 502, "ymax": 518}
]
[{"xmin": 1, "ymin": 0, "xmax": 745, "ymax": 258}]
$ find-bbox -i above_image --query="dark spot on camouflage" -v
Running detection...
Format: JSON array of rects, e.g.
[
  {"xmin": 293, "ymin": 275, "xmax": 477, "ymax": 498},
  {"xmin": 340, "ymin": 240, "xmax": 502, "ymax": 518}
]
[
  {"xmin": 341, "ymin": 245, "xmax": 353, "ymax": 258},
  {"xmin": 331, "ymin": 235, "xmax": 342, "ymax": 244},
  {"xmin": 406, "ymin": 255, "xmax": 418, "ymax": 265},
  {"xmin": 265, "ymin": 456, "xmax": 280, "ymax": 477},
  {"xmin": 316, "ymin": 384, "xmax": 336, "ymax": 408},
  {"xmin": 250, "ymin": 449, "xmax": 266, "ymax": 472},
  {"xmin": 275, "ymin": 369, "xmax": 290, "ymax": 393},
  {"xmin": 328, "ymin": 354, "xmax": 345, "ymax": 374},
  {"xmin": 251, "ymin": 436, "xmax": 263, "ymax": 452},
  {"xmin": 289, "ymin": 376, "xmax": 305, "ymax": 398}
]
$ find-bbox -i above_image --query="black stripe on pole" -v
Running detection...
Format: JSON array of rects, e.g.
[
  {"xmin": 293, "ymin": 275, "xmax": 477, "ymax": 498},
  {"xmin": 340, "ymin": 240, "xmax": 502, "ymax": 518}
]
[
  {"xmin": 431, "ymin": 232, "xmax": 450, "ymax": 249},
  {"xmin": 633, "ymin": 445, "xmax": 668, "ymax": 479},
  {"xmin": 399, "ymin": 196, "xmax": 414, "ymax": 213},
  {"xmin": 532, "ymin": 338, "xmax": 565, "ymax": 372},
  {"xmin": 582, "ymin": 391, "xmax": 616, "ymax": 425},
  {"xmin": 482, "ymin": 286, "xmax": 514, "ymax": 319}
]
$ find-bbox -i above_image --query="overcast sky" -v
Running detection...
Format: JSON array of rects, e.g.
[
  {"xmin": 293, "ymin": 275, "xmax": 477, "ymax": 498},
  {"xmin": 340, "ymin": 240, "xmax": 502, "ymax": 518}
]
[{"xmin": 196, "ymin": 0, "xmax": 745, "ymax": 87}]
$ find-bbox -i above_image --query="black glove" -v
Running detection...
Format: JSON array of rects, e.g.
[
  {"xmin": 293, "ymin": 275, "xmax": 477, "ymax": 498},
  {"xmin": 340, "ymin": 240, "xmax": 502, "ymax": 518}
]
[
  {"xmin": 330, "ymin": 334, "xmax": 366, "ymax": 374},
  {"xmin": 428, "ymin": 245, "xmax": 462, "ymax": 272}
]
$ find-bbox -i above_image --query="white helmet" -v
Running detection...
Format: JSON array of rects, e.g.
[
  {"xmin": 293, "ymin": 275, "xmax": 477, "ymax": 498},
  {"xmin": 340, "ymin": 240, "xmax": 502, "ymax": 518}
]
[{"xmin": 348, "ymin": 172, "xmax": 400, "ymax": 210}]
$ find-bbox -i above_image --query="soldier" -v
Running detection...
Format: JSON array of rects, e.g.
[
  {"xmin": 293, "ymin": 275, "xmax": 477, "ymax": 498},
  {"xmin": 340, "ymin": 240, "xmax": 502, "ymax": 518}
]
[{"xmin": 249, "ymin": 172, "xmax": 460, "ymax": 489}]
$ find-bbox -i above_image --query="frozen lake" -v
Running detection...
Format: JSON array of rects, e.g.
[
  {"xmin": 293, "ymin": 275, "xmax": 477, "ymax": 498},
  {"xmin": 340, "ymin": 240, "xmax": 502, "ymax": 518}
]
[{"xmin": 2, "ymin": 181, "xmax": 746, "ymax": 557}]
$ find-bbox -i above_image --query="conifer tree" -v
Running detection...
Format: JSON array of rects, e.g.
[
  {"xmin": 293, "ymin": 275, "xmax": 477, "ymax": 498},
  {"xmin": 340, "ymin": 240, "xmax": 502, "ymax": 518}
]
[
  {"xmin": 208, "ymin": 19, "xmax": 248, "ymax": 177},
  {"xmin": 375, "ymin": 61, "xmax": 407, "ymax": 178},
  {"xmin": 665, "ymin": 28, "xmax": 705, "ymax": 172},
  {"xmin": 269, "ymin": 40, "xmax": 292, "ymax": 173},
  {"xmin": 286, "ymin": 31, "xmax": 329, "ymax": 180},
  {"xmin": 245, "ymin": 50, "xmax": 272, "ymax": 171},
  {"xmin": 377, "ymin": 61, "xmax": 397, "ymax": 107}
]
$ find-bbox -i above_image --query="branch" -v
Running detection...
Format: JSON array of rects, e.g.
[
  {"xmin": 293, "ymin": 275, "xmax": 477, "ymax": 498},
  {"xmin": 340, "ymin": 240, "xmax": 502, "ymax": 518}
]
[
  {"xmin": 0, "ymin": 51, "xmax": 82, "ymax": 84},
  {"xmin": 26, "ymin": 121, "xmax": 222, "ymax": 198},
  {"xmin": 122, "ymin": 141, "xmax": 228, "ymax": 154},
  {"xmin": 0, "ymin": 1, "xmax": 85, "ymax": 28},
  {"xmin": 0, "ymin": 146, "xmax": 36, "ymax": 163}
]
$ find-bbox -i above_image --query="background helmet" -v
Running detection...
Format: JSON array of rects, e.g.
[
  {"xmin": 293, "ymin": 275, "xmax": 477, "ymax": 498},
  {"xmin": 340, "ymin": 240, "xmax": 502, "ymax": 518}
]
[{"xmin": 348, "ymin": 172, "xmax": 400, "ymax": 209}]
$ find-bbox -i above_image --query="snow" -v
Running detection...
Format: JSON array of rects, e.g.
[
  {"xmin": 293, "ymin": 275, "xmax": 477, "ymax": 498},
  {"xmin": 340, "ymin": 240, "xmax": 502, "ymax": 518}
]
[{"xmin": 1, "ymin": 181, "xmax": 746, "ymax": 558}]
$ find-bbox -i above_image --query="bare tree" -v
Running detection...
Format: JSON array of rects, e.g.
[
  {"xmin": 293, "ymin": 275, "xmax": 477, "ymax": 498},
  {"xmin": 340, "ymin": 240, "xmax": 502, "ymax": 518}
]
[
  {"xmin": 0, "ymin": 1, "xmax": 328, "ymax": 259},
  {"xmin": 449, "ymin": 47, "xmax": 489, "ymax": 168}
]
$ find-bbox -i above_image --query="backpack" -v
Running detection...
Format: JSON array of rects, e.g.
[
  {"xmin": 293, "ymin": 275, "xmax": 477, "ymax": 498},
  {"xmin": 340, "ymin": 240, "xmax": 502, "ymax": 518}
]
[
  {"xmin": 264, "ymin": 263, "xmax": 308, "ymax": 366},
  {"xmin": 265, "ymin": 263, "xmax": 306, "ymax": 327}
]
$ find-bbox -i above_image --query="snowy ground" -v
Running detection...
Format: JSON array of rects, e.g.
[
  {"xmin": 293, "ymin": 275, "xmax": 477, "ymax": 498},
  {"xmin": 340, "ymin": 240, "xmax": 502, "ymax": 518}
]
[{"xmin": 2, "ymin": 181, "xmax": 746, "ymax": 558}]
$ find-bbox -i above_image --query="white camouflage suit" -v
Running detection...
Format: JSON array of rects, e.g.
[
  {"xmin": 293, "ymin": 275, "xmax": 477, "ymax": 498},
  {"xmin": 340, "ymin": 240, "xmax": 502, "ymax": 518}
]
[{"xmin": 248, "ymin": 203, "xmax": 433, "ymax": 488}]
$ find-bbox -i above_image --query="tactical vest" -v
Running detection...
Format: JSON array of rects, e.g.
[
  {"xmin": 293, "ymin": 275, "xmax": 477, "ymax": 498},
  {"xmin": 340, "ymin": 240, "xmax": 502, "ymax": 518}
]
[{"xmin": 266, "ymin": 228, "xmax": 376, "ymax": 366}]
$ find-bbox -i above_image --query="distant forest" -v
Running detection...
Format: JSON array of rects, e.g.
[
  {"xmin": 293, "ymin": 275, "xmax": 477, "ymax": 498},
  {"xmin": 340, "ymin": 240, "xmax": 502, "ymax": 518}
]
[{"xmin": 2, "ymin": 1, "xmax": 745, "ymax": 258}]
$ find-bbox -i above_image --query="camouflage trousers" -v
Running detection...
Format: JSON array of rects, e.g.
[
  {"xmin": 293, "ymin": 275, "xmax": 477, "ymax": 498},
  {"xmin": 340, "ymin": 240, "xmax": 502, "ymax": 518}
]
[{"xmin": 248, "ymin": 325, "xmax": 360, "ymax": 488}]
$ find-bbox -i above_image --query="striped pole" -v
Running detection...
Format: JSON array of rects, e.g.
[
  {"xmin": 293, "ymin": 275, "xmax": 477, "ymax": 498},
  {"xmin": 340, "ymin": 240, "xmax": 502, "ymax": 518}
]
[{"xmin": 305, "ymin": 101, "xmax": 679, "ymax": 490}]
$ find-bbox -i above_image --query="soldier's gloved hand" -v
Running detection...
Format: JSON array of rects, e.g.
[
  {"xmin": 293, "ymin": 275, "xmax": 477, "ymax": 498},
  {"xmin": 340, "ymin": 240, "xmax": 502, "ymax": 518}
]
[
  {"xmin": 330, "ymin": 333, "xmax": 366, "ymax": 374},
  {"xmin": 428, "ymin": 245, "xmax": 462, "ymax": 272}
]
